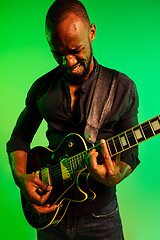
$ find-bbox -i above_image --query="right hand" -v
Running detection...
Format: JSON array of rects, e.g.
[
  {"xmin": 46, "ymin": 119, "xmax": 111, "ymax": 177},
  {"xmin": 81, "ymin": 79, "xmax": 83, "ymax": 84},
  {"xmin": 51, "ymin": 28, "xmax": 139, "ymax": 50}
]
[{"xmin": 21, "ymin": 173, "xmax": 57, "ymax": 214}]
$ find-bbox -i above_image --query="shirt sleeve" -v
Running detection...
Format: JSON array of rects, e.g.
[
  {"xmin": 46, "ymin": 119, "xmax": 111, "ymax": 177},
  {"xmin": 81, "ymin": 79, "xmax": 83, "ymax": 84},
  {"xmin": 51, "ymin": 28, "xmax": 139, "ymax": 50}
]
[
  {"xmin": 6, "ymin": 79, "xmax": 43, "ymax": 154},
  {"xmin": 114, "ymin": 75, "xmax": 140, "ymax": 171},
  {"xmin": 116, "ymin": 116, "xmax": 140, "ymax": 171}
]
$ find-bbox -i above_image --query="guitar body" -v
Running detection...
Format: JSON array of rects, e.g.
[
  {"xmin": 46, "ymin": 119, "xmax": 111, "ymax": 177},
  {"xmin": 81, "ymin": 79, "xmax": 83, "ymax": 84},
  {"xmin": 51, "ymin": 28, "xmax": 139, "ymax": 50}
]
[
  {"xmin": 20, "ymin": 114, "xmax": 160, "ymax": 229},
  {"xmin": 21, "ymin": 133, "xmax": 95, "ymax": 229}
]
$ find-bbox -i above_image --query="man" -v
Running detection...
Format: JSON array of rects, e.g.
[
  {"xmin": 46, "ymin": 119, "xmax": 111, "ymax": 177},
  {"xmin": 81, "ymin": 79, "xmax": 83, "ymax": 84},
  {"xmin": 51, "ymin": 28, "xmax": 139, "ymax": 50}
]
[{"xmin": 7, "ymin": 0, "xmax": 140, "ymax": 239}]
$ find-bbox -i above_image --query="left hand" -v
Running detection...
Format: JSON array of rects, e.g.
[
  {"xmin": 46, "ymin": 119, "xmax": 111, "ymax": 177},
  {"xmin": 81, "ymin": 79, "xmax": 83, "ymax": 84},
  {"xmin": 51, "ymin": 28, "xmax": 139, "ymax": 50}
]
[{"xmin": 88, "ymin": 139, "xmax": 122, "ymax": 186}]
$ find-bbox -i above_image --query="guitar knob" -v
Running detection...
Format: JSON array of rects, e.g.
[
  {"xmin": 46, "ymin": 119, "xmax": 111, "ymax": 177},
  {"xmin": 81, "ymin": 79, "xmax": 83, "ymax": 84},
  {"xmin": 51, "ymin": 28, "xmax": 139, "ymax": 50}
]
[{"xmin": 68, "ymin": 141, "xmax": 74, "ymax": 148}]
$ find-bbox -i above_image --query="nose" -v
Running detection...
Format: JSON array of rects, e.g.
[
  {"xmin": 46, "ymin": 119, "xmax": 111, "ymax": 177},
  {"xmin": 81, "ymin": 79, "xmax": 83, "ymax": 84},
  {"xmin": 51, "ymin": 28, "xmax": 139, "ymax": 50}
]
[{"xmin": 62, "ymin": 55, "xmax": 77, "ymax": 67}]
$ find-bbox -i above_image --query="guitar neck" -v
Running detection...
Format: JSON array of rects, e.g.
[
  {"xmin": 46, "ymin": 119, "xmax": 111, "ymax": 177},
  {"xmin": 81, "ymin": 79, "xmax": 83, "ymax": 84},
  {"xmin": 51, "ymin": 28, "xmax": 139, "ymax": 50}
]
[
  {"xmin": 106, "ymin": 115, "xmax": 160, "ymax": 157},
  {"xmin": 62, "ymin": 115, "xmax": 160, "ymax": 175}
]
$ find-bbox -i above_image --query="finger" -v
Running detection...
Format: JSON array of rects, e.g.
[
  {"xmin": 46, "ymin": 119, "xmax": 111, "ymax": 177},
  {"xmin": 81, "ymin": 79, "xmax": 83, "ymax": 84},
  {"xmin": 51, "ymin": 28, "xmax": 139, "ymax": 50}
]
[
  {"xmin": 88, "ymin": 149, "xmax": 97, "ymax": 156},
  {"xmin": 32, "ymin": 203, "xmax": 57, "ymax": 214},
  {"xmin": 115, "ymin": 153, "xmax": 121, "ymax": 165},
  {"xmin": 101, "ymin": 139, "xmax": 113, "ymax": 172},
  {"xmin": 101, "ymin": 139, "xmax": 110, "ymax": 158},
  {"xmin": 33, "ymin": 176, "xmax": 52, "ymax": 192},
  {"xmin": 38, "ymin": 190, "xmax": 52, "ymax": 205},
  {"xmin": 88, "ymin": 149, "xmax": 98, "ymax": 169},
  {"xmin": 30, "ymin": 188, "xmax": 52, "ymax": 206}
]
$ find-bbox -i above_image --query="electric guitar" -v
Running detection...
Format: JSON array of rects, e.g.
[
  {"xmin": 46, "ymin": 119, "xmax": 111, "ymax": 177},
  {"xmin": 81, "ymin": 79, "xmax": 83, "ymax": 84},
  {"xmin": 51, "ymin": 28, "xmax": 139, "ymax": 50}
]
[{"xmin": 21, "ymin": 115, "xmax": 160, "ymax": 229}]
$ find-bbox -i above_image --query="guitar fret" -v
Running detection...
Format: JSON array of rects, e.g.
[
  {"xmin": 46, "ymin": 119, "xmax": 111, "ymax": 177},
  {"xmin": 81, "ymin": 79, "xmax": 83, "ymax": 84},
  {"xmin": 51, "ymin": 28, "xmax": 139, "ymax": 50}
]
[
  {"xmin": 141, "ymin": 121, "xmax": 154, "ymax": 139},
  {"xmin": 75, "ymin": 156, "xmax": 80, "ymax": 171},
  {"xmin": 132, "ymin": 128, "xmax": 138, "ymax": 144},
  {"xmin": 70, "ymin": 158, "xmax": 74, "ymax": 172},
  {"xmin": 150, "ymin": 116, "xmax": 160, "ymax": 134},
  {"xmin": 114, "ymin": 135, "xmax": 123, "ymax": 152},
  {"xmin": 70, "ymin": 158, "xmax": 73, "ymax": 173},
  {"xmin": 108, "ymin": 139, "xmax": 117, "ymax": 155},
  {"xmin": 126, "ymin": 129, "xmax": 138, "ymax": 146},
  {"xmin": 72, "ymin": 157, "xmax": 76, "ymax": 172},
  {"xmin": 85, "ymin": 151, "xmax": 88, "ymax": 167},
  {"xmin": 82, "ymin": 152, "xmax": 86, "ymax": 168},
  {"xmin": 78, "ymin": 154, "xmax": 81, "ymax": 169},
  {"xmin": 119, "ymin": 133, "xmax": 129, "ymax": 149},
  {"xmin": 118, "ymin": 135, "xmax": 124, "ymax": 150},
  {"xmin": 140, "ymin": 124, "xmax": 146, "ymax": 139},
  {"xmin": 77, "ymin": 156, "xmax": 81, "ymax": 169},
  {"xmin": 81, "ymin": 152, "xmax": 86, "ymax": 168},
  {"xmin": 74, "ymin": 156, "xmax": 77, "ymax": 170},
  {"xmin": 148, "ymin": 120, "xmax": 155, "ymax": 135},
  {"xmin": 106, "ymin": 140, "xmax": 112, "ymax": 156},
  {"xmin": 112, "ymin": 137, "xmax": 118, "ymax": 153},
  {"xmin": 125, "ymin": 131, "xmax": 131, "ymax": 147},
  {"xmin": 133, "ymin": 126, "xmax": 145, "ymax": 143}
]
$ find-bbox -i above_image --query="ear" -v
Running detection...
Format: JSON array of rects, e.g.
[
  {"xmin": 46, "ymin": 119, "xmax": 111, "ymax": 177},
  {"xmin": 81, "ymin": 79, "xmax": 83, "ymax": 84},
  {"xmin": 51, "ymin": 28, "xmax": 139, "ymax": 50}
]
[{"xmin": 90, "ymin": 23, "xmax": 96, "ymax": 42}]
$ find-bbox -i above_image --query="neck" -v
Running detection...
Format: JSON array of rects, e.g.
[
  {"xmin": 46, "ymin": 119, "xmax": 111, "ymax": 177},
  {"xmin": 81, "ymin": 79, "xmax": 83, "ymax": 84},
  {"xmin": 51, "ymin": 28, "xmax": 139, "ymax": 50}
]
[{"xmin": 84, "ymin": 57, "xmax": 94, "ymax": 81}]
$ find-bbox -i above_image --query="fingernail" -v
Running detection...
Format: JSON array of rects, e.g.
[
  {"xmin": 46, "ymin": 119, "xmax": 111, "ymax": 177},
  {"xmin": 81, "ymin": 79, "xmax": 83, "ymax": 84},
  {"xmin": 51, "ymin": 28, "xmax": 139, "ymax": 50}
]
[{"xmin": 47, "ymin": 186, "xmax": 52, "ymax": 191}]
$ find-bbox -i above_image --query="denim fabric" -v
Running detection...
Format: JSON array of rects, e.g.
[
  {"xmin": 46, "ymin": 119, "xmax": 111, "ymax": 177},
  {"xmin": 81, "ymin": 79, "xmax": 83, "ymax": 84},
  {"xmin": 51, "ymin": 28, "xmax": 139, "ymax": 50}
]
[{"xmin": 37, "ymin": 197, "xmax": 124, "ymax": 240}]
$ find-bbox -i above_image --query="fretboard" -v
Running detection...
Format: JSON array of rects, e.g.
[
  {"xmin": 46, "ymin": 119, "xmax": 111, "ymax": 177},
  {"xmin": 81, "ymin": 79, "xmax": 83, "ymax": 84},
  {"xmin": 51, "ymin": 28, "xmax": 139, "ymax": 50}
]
[
  {"xmin": 106, "ymin": 115, "xmax": 160, "ymax": 157},
  {"xmin": 63, "ymin": 115, "xmax": 160, "ymax": 175}
]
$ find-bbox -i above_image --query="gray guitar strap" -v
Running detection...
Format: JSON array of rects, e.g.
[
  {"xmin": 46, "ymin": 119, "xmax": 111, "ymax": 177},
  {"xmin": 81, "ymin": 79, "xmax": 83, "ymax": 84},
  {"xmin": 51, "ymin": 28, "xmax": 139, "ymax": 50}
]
[{"xmin": 84, "ymin": 65, "xmax": 119, "ymax": 144}]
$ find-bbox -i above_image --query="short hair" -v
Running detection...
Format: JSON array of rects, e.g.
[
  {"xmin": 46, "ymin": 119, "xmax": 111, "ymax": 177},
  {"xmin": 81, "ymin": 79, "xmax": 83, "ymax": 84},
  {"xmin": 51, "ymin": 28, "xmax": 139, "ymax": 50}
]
[{"xmin": 45, "ymin": 0, "xmax": 90, "ymax": 32}]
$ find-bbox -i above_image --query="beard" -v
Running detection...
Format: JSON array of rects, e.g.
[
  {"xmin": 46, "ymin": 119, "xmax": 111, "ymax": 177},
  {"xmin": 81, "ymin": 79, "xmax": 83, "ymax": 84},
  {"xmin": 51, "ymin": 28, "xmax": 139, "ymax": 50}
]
[{"xmin": 62, "ymin": 45, "xmax": 93, "ymax": 85}]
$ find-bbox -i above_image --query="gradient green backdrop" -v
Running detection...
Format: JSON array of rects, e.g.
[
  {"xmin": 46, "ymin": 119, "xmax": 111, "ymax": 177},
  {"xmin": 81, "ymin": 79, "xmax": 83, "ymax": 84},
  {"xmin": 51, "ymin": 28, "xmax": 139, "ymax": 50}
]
[{"xmin": 1, "ymin": 0, "xmax": 160, "ymax": 239}]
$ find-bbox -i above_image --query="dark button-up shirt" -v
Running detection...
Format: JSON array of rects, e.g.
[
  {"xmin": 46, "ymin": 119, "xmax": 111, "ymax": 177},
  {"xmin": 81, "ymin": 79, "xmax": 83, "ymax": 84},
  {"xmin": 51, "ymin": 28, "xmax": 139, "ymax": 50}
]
[{"xmin": 7, "ymin": 59, "xmax": 140, "ymax": 214}]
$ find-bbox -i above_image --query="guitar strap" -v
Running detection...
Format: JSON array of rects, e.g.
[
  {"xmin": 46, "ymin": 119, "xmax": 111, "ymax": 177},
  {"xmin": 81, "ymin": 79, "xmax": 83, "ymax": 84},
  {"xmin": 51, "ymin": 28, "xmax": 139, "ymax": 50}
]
[{"xmin": 84, "ymin": 65, "xmax": 119, "ymax": 144}]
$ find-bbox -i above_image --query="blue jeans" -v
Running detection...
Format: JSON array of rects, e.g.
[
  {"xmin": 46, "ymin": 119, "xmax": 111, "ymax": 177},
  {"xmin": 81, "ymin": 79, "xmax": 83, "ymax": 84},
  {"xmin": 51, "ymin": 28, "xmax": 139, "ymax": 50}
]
[{"xmin": 37, "ymin": 198, "xmax": 124, "ymax": 240}]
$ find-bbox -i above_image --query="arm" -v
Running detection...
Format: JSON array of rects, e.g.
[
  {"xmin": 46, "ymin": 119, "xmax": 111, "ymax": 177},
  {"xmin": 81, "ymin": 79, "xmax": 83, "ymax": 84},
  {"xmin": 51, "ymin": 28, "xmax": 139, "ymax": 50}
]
[
  {"xmin": 7, "ymin": 77, "xmax": 58, "ymax": 213},
  {"xmin": 88, "ymin": 75, "xmax": 140, "ymax": 185},
  {"xmin": 9, "ymin": 150, "xmax": 57, "ymax": 213}
]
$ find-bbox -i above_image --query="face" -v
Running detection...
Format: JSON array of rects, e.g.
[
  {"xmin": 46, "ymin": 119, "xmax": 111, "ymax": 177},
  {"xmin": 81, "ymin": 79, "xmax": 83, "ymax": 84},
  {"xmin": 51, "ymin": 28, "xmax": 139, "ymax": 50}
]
[{"xmin": 46, "ymin": 13, "xmax": 96, "ymax": 84}]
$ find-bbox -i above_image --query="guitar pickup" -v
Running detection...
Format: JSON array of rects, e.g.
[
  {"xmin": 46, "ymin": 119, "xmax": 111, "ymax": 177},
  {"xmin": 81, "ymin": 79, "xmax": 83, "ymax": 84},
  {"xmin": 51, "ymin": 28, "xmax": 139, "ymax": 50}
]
[
  {"xmin": 60, "ymin": 161, "xmax": 71, "ymax": 181},
  {"xmin": 35, "ymin": 167, "xmax": 52, "ymax": 186}
]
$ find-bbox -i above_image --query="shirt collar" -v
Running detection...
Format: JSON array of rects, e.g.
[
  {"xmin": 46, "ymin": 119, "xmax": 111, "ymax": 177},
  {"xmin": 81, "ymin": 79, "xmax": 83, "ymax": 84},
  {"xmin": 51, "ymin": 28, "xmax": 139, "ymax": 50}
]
[{"xmin": 81, "ymin": 58, "xmax": 99, "ymax": 94}]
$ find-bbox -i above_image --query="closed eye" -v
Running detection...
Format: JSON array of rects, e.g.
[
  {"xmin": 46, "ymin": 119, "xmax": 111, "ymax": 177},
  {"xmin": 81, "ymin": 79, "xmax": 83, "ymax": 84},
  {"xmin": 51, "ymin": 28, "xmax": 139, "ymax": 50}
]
[{"xmin": 70, "ymin": 47, "xmax": 85, "ymax": 55}]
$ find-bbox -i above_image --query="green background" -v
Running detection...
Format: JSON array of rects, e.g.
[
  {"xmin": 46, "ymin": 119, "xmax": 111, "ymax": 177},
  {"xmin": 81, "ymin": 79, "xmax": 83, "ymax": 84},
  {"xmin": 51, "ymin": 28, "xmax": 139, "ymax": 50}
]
[{"xmin": 1, "ymin": 0, "xmax": 160, "ymax": 239}]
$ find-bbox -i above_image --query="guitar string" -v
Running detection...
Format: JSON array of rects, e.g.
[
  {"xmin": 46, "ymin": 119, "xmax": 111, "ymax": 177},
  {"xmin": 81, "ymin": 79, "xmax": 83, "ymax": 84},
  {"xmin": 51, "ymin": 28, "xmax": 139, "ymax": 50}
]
[
  {"xmin": 41, "ymin": 147, "xmax": 91, "ymax": 178},
  {"xmin": 40, "ymin": 147, "xmax": 92, "ymax": 183},
  {"xmin": 47, "ymin": 123, "xmax": 155, "ymax": 176},
  {"xmin": 44, "ymin": 145, "xmax": 94, "ymax": 175},
  {"xmin": 40, "ymin": 151, "xmax": 90, "ymax": 183},
  {"xmin": 40, "ymin": 124, "xmax": 156, "ymax": 182},
  {"xmin": 39, "ymin": 124, "xmax": 157, "ymax": 182}
]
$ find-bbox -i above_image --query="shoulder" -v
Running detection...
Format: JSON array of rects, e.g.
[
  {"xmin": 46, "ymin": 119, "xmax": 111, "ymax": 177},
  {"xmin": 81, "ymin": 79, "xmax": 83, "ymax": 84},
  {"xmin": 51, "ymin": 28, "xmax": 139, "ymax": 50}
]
[
  {"xmin": 116, "ymin": 72, "xmax": 138, "ymax": 103},
  {"xmin": 27, "ymin": 66, "xmax": 61, "ymax": 100},
  {"xmin": 100, "ymin": 65, "xmax": 137, "ymax": 93},
  {"xmin": 117, "ymin": 72, "xmax": 136, "ymax": 90},
  {"xmin": 30, "ymin": 66, "xmax": 60, "ymax": 91},
  {"xmin": 26, "ymin": 66, "xmax": 61, "ymax": 106}
]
